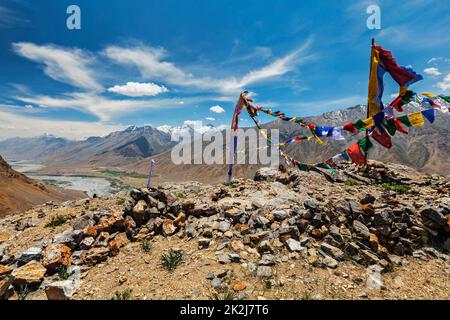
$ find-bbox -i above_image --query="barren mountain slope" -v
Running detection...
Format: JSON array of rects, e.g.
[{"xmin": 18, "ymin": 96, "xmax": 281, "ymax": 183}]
[{"xmin": 0, "ymin": 156, "xmax": 85, "ymax": 216}]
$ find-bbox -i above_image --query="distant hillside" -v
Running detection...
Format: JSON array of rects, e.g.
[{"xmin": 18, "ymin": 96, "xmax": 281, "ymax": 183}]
[
  {"xmin": 0, "ymin": 155, "xmax": 85, "ymax": 216},
  {"xmin": 0, "ymin": 126, "xmax": 176, "ymax": 168}
]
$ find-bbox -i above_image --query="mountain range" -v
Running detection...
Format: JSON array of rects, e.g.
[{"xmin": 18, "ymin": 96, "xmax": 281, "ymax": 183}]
[{"xmin": 0, "ymin": 104, "xmax": 449, "ymax": 184}]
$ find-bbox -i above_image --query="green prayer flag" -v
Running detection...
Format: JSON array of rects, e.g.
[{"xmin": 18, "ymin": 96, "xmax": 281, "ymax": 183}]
[
  {"xmin": 397, "ymin": 115, "xmax": 412, "ymax": 127},
  {"xmin": 358, "ymin": 136, "xmax": 373, "ymax": 153},
  {"xmin": 383, "ymin": 119, "xmax": 397, "ymax": 136},
  {"xmin": 297, "ymin": 163, "xmax": 309, "ymax": 172},
  {"xmin": 354, "ymin": 120, "xmax": 367, "ymax": 131},
  {"xmin": 440, "ymin": 96, "xmax": 450, "ymax": 103},
  {"xmin": 401, "ymin": 90, "xmax": 415, "ymax": 104}
]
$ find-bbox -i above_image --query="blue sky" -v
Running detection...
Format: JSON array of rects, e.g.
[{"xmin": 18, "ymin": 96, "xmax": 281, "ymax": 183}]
[{"xmin": 0, "ymin": 0, "xmax": 449, "ymax": 139}]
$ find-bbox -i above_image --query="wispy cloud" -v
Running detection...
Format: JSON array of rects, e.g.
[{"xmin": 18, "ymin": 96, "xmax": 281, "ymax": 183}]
[
  {"xmin": 0, "ymin": 5, "xmax": 29, "ymax": 28},
  {"xmin": 436, "ymin": 74, "xmax": 450, "ymax": 91},
  {"xmin": 0, "ymin": 109, "xmax": 125, "ymax": 140},
  {"xmin": 424, "ymin": 67, "xmax": 441, "ymax": 76},
  {"xmin": 14, "ymin": 92, "xmax": 210, "ymax": 121},
  {"xmin": 104, "ymin": 39, "xmax": 314, "ymax": 94},
  {"xmin": 12, "ymin": 42, "xmax": 102, "ymax": 91}
]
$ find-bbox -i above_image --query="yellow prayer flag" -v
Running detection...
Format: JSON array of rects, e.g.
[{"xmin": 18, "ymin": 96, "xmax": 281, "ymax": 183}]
[
  {"xmin": 421, "ymin": 92, "xmax": 437, "ymax": 98},
  {"xmin": 362, "ymin": 117, "xmax": 375, "ymax": 128},
  {"xmin": 408, "ymin": 112, "xmax": 424, "ymax": 127}
]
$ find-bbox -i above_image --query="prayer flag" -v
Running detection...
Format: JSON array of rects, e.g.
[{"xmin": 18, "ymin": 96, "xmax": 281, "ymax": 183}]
[
  {"xmin": 358, "ymin": 136, "xmax": 373, "ymax": 153},
  {"xmin": 371, "ymin": 128, "xmax": 392, "ymax": 149},
  {"xmin": 408, "ymin": 112, "xmax": 424, "ymax": 127},
  {"xmin": 347, "ymin": 143, "xmax": 367, "ymax": 165},
  {"xmin": 397, "ymin": 115, "xmax": 412, "ymax": 127},
  {"xmin": 421, "ymin": 109, "xmax": 435, "ymax": 124}
]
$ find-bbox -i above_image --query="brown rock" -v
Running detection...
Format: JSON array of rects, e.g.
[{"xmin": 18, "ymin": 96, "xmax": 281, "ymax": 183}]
[
  {"xmin": 0, "ymin": 275, "xmax": 13, "ymax": 298},
  {"xmin": 230, "ymin": 240, "xmax": 244, "ymax": 252},
  {"xmin": 232, "ymin": 281, "xmax": 247, "ymax": 292},
  {"xmin": 114, "ymin": 232, "xmax": 130, "ymax": 248},
  {"xmin": 369, "ymin": 233, "xmax": 379, "ymax": 252},
  {"xmin": 84, "ymin": 225, "xmax": 98, "ymax": 238},
  {"xmin": 236, "ymin": 224, "xmax": 250, "ymax": 234},
  {"xmin": 162, "ymin": 219, "xmax": 177, "ymax": 236},
  {"xmin": 42, "ymin": 244, "xmax": 72, "ymax": 272},
  {"xmin": 108, "ymin": 240, "xmax": 120, "ymax": 257},
  {"xmin": 311, "ymin": 228, "xmax": 322, "ymax": 239},
  {"xmin": 97, "ymin": 213, "xmax": 125, "ymax": 233},
  {"xmin": 81, "ymin": 247, "xmax": 110, "ymax": 266},
  {"xmin": 0, "ymin": 265, "xmax": 13, "ymax": 278},
  {"xmin": 0, "ymin": 230, "xmax": 12, "ymax": 243},
  {"xmin": 11, "ymin": 261, "xmax": 46, "ymax": 286}
]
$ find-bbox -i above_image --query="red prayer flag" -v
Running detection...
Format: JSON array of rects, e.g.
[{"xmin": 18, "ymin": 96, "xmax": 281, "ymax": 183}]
[
  {"xmin": 343, "ymin": 122, "xmax": 358, "ymax": 134},
  {"xmin": 346, "ymin": 143, "xmax": 366, "ymax": 166},
  {"xmin": 394, "ymin": 119, "xmax": 409, "ymax": 134},
  {"xmin": 375, "ymin": 45, "xmax": 415, "ymax": 87},
  {"xmin": 371, "ymin": 128, "xmax": 392, "ymax": 149}
]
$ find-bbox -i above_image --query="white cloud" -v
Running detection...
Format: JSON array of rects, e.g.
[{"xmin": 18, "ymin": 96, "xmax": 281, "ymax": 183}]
[
  {"xmin": 210, "ymin": 105, "xmax": 225, "ymax": 113},
  {"xmin": 24, "ymin": 104, "xmax": 33, "ymax": 109},
  {"xmin": 0, "ymin": 5, "xmax": 29, "ymax": 28},
  {"xmin": 0, "ymin": 110, "xmax": 125, "ymax": 140},
  {"xmin": 437, "ymin": 74, "xmax": 450, "ymax": 91},
  {"xmin": 205, "ymin": 117, "xmax": 215, "ymax": 121},
  {"xmin": 15, "ymin": 92, "xmax": 201, "ymax": 121},
  {"xmin": 104, "ymin": 40, "xmax": 313, "ymax": 93},
  {"xmin": 107, "ymin": 82, "xmax": 168, "ymax": 97},
  {"xmin": 427, "ymin": 57, "xmax": 450, "ymax": 64},
  {"xmin": 12, "ymin": 42, "xmax": 102, "ymax": 91},
  {"xmin": 424, "ymin": 67, "xmax": 441, "ymax": 76}
]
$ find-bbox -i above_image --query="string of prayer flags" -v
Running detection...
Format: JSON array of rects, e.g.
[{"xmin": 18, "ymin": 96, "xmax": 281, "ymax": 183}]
[{"xmin": 408, "ymin": 112, "xmax": 425, "ymax": 127}]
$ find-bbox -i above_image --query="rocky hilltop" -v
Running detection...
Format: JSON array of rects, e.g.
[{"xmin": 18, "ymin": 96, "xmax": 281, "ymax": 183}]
[{"xmin": 0, "ymin": 161, "xmax": 449, "ymax": 300}]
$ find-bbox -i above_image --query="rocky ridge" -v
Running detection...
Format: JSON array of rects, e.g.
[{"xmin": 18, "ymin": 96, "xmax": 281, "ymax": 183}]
[{"xmin": 0, "ymin": 161, "xmax": 449, "ymax": 300}]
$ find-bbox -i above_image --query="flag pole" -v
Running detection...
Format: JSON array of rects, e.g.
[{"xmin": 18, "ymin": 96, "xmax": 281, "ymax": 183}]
[{"xmin": 365, "ymin": 38, "xmax": 375, "ymax": 167}]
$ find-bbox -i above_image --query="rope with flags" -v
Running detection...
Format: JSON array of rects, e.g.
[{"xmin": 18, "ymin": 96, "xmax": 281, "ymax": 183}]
[{"xmin": 226, "ymin": 40, "xmax": 449, "ymax": 181}]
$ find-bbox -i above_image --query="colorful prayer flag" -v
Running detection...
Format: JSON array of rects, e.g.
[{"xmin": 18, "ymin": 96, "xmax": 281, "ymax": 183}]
[
  {"xmin": 397, "ymin": 115, "xmax": 412, "ymax": 127},
  {"xmin": 421, "ymin": 109, "xmax": 435, "ymax": 124},
  {"xmin": 362, "ymin": 117, "xmax": 375, "ymax": 128},
  {"xmin": 354, "ymin": 120, "xmax": 367, "ymax": 131},
  {"xmin": 343, "ymin": 122, "xmax": 358, "ymax": 134},
  {"xmin": 358, "ymin": 136, "xmax": 373, "ymax": 153},
  {"xmin": 371, "ymin": 128, "xmax": 392, "ymax": 149},
  {"xmin": 408, "ymin": 112, "xmax": 424, "ymax": 127},
  {"xmin": 346, "ymin": 143, "xmax": 367, "ymax": 165},
  {"xmin": 383, "ymin": 118, "xmax": 397, "ymax": 136}
]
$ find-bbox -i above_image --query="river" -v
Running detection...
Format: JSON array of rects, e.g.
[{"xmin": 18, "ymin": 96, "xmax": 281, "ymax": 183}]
[{"xmin": 9, "ymin": 160, "xmax": 114, "ymax": 197}]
